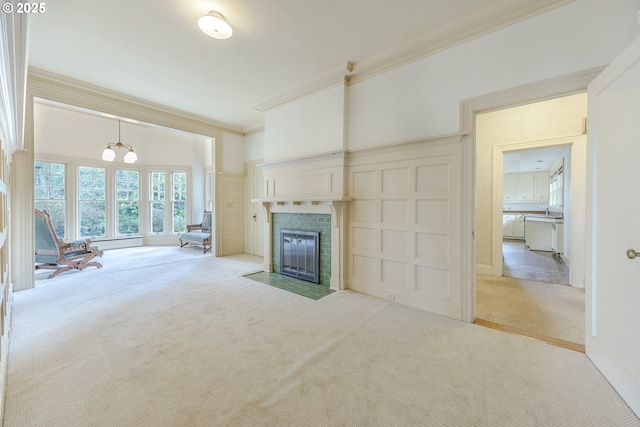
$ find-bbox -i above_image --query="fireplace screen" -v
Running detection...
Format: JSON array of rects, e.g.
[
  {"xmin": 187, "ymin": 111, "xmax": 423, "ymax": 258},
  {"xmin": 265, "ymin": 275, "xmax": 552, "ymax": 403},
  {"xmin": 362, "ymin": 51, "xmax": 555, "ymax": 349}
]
[{"xmin": 280, "ymin": 230, "xmax": 320, "ymax": 284}]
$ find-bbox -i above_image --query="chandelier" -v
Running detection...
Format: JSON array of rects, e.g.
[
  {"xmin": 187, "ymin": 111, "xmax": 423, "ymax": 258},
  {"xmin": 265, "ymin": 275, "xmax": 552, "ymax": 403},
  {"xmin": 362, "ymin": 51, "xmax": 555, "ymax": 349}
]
[{"xmin": 101, "ymin": 120, "xmax": 137, "ymax": 164}]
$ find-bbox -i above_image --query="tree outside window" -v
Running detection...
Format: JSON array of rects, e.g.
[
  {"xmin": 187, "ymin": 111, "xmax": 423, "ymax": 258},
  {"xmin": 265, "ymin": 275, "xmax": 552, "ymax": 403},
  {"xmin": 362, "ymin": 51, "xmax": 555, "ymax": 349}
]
[
  {"xmin": 117, "ymin": 169, "xmax": 140, "ymax": 235},
  {"xmin": 34, "ymin": 161, "xmax": 66, "ymax": 237},
  {"xmin": 79, "ymin": 166, "xmax": 106, "ymax": 238}
]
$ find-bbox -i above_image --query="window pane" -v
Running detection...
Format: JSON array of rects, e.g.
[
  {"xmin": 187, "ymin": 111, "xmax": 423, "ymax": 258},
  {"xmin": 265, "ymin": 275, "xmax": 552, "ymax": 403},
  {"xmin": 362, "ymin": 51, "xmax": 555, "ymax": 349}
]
[
  {"xmin": 34, "ymin": 161, "xmax": 66, "ymax": 237},
  {"xmin": 80, "ymin": 201, "xmax": 106, "ymax": 237},
  {"xmin": 173, "ymin": 172, "xmax": 187, "ymax": 201},
  {"xmin": 79, "ymin": 166, "xmax": 93, "ymax": 179},
  {"xmin": 152, "ymin": 201, "xmax": 164, "ymax": 233},
  {"xmin": 173, "ymin": 201, "xmax": 185, "ymax": 233},
  {"xmin": 172, "ymin": 172, "xmax": 187, "ymax": 233},
  {"xmin": 35, "ymin": 200, "xmax": 65, "ymax": 237},
  {"xmin": 78, "ymin": 166, "xmax": 106, "ymax": 237},
  {"xmin": 79, "ymin": 177, "xmax": 93, "ymax": 190},
  {"xmin": 51, "ymin": 187, "xmax": 65, "ymax": 199},
  {"xmin": 150, "ymin": 172, "xmax": 167, "ymax": 233},
  {"xmin": 118, "ymin": 202, "xmax": 140, "ymax": 234},
  {"xmin": 35, "ymin": 174, "xmax": 49, "ymax": 186},
  {"xmin": 117, "ymin": 169, "xmax": 140, "ymax": 235},
  {"xmin": 35, "ymin": 187, "xmax": 49, "ymax": 199},
  {"xmin": 50, "ymin": 175, "xmax": 64, "ymax": 187},
  {"xmin": 34, "ymin": 162, "xmax": 49, "ymax": 175},
  {"xmin": 50, "ymin": 163, "xmax": 65, "ymax": 174},
  {"xmin": 151, "ymin": 172, "xmax": 165, "ymax": 201}
]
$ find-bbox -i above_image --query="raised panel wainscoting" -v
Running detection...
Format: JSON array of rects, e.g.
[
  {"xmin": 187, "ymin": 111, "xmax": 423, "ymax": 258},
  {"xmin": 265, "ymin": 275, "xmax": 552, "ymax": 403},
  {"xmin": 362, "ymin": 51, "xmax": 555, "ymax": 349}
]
[
  {"xmin": 348, "ymin": 136, "xmax": 463, "ymax": 319},
  {"xmin": 254, "ymin": 133, "xmax": 469, "ymax": 321}
]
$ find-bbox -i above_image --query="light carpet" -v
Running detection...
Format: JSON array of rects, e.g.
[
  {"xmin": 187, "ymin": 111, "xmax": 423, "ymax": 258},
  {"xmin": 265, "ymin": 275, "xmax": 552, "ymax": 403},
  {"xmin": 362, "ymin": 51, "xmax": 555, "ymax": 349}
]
[
  {"xmin": 476, "ymin": 275, "xmax": 585, "ymax": 345},
  {"xmin": 5, "ymin": 248, "xmax": 639, "ymax": 426}
]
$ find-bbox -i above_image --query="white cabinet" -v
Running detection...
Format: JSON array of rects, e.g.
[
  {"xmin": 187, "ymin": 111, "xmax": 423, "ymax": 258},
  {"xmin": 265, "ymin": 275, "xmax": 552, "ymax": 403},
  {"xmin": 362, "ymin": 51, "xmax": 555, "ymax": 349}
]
[
  {"xmin": 503, "ymin": 172, "xmax": 549, "ymax": 203},
  {"xmin": 503, "ymin": 174, "xmax": 517, "ymax": 201},
  {"xmin": 534, "ymin": 172, "xmax": 550, "ymax": 201},
  {"xmin": 515, "ymin": 174, "xmax": 534, "ymax": 201},
  {"xmin": 503, "ymin": 214, "xmax": 525, "ymax": 239}
]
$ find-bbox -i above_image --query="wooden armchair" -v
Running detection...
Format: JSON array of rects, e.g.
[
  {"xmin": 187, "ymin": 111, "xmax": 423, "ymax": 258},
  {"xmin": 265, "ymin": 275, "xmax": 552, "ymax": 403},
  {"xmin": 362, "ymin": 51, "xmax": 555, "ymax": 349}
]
[
  {"xmin": 35, "ymin": 209, "xmax": 104, "ymax": 279},
  {"xmin": 179, "ymin": 211, "xmax": 213, "ymax": 253}
]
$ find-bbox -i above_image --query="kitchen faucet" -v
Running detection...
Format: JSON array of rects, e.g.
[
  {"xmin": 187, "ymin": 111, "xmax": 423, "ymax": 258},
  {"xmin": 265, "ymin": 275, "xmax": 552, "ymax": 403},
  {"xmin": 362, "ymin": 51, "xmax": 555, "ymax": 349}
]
[{"xmin": 538, "ymin": 205, "xmax": 550, "ymax": 216}]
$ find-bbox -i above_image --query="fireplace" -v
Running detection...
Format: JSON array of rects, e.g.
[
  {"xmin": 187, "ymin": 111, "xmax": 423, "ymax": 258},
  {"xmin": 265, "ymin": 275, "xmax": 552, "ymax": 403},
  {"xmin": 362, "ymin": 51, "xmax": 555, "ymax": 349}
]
[
  {"xmin": 256, "ymin": 197, "xmax": 349, "ymax": 291},
  {"xmin": 280, "ymin": 229, "xmax": 320, "ymax": 284}
]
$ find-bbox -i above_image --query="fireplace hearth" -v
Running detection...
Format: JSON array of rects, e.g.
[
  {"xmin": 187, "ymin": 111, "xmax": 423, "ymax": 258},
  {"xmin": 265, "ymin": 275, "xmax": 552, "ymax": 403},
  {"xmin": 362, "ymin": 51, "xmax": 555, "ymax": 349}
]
[{"xmin": 280, "ymin": 229, "xmax": 320, "ymax": 284}]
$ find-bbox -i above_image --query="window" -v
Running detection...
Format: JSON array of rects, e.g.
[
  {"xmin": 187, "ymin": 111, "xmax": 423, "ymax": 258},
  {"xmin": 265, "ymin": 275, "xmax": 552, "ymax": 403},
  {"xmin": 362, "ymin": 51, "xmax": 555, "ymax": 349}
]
[
  {"xmin": 79, "ymin": 166, "xmax": 106, "ymax": 238},
  {"xmin": 150, "ymin": 171, "xmax": 165, "ymax": 233},
  {"xmin": 35, "ymin": 162, "xmax": 189, "ymax": 240},
  {"xmin": 34, "ymin": 161, "xmax": 66, "ymax": 237},
  {"xmin": 172, "ymin": 172, "xmax": 187, "ymax": 233},
  {"xmin": 117, "ymin": 169, "xmax": 140, "ymax": 235}
]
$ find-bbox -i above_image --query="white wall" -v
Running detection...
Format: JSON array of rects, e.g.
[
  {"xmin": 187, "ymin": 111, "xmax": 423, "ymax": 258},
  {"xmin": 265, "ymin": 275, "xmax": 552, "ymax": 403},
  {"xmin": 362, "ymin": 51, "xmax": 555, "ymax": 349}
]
[
  {"xmin": 264, "ymin": 83, "xmax": 345, "ymax": 162},
  {"xmin": 347, "ymin": 0, "xmax": 639, "ymax": 150},
  {"xmin": 244, "ymin": 131, "xmax": 265, "ymax": 162},
  {"xmin": 222, "ymin": 132, "xmax": 244, "ymax": 174}
]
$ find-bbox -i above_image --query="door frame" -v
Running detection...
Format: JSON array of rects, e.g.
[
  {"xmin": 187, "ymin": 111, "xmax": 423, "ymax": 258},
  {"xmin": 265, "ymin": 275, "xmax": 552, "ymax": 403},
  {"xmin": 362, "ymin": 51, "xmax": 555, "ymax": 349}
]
[
  {"xmin": 460, "ymin": 66, "xmax": 603, "ymax": 320},
  {"xmin": 491, "ymin": 135, "xmax": 586, "ymax": 287}
]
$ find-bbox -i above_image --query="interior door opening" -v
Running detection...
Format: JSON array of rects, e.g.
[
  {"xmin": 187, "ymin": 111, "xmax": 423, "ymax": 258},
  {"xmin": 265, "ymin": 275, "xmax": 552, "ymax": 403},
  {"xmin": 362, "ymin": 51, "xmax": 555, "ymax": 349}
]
[
  {"xmin": 474, "ymin": 93, "xmax": 588, "ymax": 351},
  {"xmin": 501, "ymin": 145, "xmax": 570, "ymax": 285}
]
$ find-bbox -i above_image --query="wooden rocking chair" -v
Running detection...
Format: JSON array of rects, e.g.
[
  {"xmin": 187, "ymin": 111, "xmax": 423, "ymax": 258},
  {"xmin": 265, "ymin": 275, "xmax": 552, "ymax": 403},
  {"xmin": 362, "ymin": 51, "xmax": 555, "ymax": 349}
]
[
  {"xmin": 35, "ymin": 209, "xmax": 104, "ymax": 279},
  {"xmin": 179, "ymin": 211, "xmax": 213, "ymax": 253}
]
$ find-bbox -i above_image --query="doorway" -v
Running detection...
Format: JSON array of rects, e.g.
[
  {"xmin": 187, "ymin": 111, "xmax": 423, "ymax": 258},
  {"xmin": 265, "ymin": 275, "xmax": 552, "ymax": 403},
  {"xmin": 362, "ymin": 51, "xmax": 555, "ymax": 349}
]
[
  {"xmin": 474, "ymin": 93, "xmax": 587, "ymax": 349},
  {"xmin": 502, "ymin": 145, "xmax": 570, "ymax": 284}
]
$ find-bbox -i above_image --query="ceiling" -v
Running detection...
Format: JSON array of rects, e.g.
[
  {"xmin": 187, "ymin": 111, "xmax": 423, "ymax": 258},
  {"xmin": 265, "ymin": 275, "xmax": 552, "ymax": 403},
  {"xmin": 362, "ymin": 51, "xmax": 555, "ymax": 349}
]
[
  {"xmin": 27, "ymin": 0, "xmax": 573, "ymax": 133},
  {"xmin": 503, "ymin": 145, "xmax": 568, "ymax": 174}
]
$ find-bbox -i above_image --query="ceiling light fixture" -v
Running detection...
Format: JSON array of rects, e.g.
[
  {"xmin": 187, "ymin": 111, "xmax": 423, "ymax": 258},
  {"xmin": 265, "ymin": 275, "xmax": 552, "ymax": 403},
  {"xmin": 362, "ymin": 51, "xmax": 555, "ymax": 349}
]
[
  {"xmin": 198, "ymin": 11, "xmax": 233, "ymax": 39},
  {"xmin": 102, "ymin": 120, "xmax": 137, "ymax": 164}
]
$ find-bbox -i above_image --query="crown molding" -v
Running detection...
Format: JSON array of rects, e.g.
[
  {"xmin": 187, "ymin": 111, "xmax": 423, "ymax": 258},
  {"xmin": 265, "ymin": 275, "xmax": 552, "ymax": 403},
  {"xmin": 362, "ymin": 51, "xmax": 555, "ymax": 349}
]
[
  {"xmin": 242, "ymin": 122, "xmax": 265, "ymax": 135},
  {"xmin": 254, "ymin": 64, "xmax": 350, "ymax": 112},
  {"xmin": 27, "ymin": 68, "xmax": 244, "ymax": 137}
]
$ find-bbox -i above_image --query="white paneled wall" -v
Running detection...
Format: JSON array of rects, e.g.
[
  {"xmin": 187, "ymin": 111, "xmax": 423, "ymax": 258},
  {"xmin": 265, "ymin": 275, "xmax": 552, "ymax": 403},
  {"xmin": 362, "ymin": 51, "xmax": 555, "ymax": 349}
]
[{"xmin": 348, "ymin": 136, "xmax": 463, "ymax": 318}]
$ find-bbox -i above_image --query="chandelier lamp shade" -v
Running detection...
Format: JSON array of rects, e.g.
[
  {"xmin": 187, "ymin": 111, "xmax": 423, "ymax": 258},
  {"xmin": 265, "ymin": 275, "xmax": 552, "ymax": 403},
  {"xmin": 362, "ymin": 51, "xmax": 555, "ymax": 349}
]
[
  {"xmin": 198, "ymin": 11, "xmax": 233, "ymax": 39},
  {"xmin": 102, "ymin": 121, "xmax": 137, "ymax": 163}
]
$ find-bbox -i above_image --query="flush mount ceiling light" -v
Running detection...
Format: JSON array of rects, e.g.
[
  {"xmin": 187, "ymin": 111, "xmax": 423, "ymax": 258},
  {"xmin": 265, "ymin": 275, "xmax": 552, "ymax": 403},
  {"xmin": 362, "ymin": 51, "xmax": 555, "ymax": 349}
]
[
  {"xmin": 102, "ymin": 120, "xmax": 137, "ymax": 164},
  {"xmin": 198, "ymin": 11, "xmax": 233, "ymax": 39}
]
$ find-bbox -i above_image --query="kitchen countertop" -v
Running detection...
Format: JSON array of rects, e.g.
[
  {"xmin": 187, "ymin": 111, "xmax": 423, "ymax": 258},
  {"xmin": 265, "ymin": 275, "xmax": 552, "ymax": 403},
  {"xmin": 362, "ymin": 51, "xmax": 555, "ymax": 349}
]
[
  {"xmin": 525, "ymin": 215, "xmax": 563, "ymax": 223},
  {"xmin": 502, "ymin": 210, "xmax": 548, "ymax": 215}
]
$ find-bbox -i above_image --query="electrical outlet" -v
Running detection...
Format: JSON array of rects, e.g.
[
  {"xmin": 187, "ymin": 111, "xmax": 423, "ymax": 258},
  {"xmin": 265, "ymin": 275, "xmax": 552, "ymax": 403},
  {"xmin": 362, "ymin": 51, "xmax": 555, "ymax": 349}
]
[{"xmin": 384, "ymin": 293, "xmax": 395, "ymax": 301}]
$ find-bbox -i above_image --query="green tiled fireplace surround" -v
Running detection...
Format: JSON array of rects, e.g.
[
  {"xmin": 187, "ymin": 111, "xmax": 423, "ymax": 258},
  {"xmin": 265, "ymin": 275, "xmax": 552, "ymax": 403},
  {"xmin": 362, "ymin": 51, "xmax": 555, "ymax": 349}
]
[{"xmin": 272, "ymin": 213, "xmax": 332, "ymax": 287}]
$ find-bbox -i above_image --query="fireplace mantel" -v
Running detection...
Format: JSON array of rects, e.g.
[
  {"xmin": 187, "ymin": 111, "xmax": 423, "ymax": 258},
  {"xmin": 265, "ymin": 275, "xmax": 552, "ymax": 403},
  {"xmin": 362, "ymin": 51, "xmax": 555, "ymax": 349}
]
[
  {"xmin": 255, "ymin": 198, "xmax": 350, "ymax": 291},
  {"xmin": 252, "ymin": 196, "xmax": 353, "ymax": 205}
]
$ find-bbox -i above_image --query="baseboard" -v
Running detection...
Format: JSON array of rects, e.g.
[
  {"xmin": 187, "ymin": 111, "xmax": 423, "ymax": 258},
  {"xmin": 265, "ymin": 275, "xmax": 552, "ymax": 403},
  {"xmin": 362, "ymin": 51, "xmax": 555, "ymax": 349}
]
[
  {"xmin": 476, "ymin": 264, "xmax": 494, "ymax": 276},
  {"xmin": 92, "ymin": 236, "xmax": 143, "ymax": 250}
]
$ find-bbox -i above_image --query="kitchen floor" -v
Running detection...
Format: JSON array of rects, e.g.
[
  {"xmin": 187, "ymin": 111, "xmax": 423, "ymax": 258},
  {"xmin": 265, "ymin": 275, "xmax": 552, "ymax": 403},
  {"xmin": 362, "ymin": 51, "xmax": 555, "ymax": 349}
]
[{"xmin": 503, "ymin": 239, "xmax": 570, "ymax": 284}]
